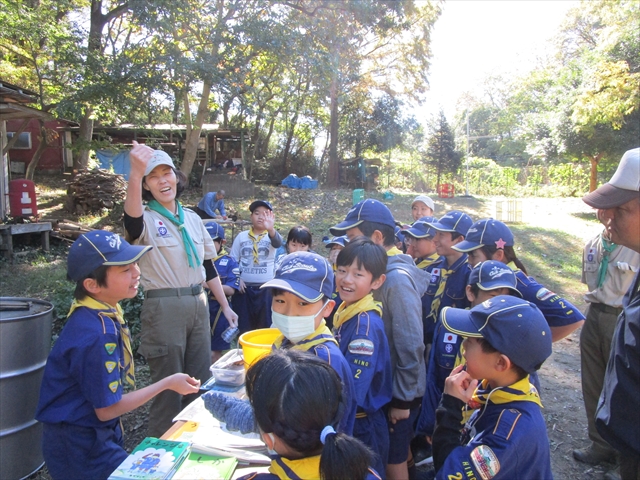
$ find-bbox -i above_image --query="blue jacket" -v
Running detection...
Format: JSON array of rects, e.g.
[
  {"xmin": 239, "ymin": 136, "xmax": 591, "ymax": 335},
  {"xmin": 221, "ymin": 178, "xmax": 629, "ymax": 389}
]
[
  {"xmin": 237, "ymin": 455, "xmax": 382, "ymax": 480},
  {"xmin": 208, "ymin": 252, "xmax": 240, "ymax": 305},
  {"xmin": 433, "ymin": 391, "xmax": 553, "ymax": 480},
  {"xmin": 513, "ymin": 268, "xmax": 585, "ymax": 327},
  {"xmin": 596, "ymin": 271, "xmax": 640, "ymax": 456},
  {"xmin": 197, "ymin": 191, "xmax": 226, "ymax": 217},
  {"xmin": 333, "ymin": 309, "xmax": 393, "ymax": 414},
  {"xmin": 422, "ymin": 255, "xmax": 471, "ymax": 344}
]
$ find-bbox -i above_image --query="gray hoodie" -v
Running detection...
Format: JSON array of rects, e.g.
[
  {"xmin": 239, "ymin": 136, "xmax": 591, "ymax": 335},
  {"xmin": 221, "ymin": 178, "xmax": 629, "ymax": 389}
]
[{"xmin": 374, "ymin": 253, "xmax": 430, "ymax": 408}]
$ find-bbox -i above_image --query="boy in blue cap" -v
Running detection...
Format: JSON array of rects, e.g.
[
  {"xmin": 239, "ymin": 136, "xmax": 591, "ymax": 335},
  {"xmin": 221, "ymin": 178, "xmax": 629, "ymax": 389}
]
[
  {"xmin": 432, "ymin": 296, "xmax": 553, "ymax": 480},
  {"xmin": 422, "ymin": 211, "xmax": 474, "ymax": 345},
  {"xmin": 324, "ymin": 235, "xmax": 349, "ymax": 329},
  {"xmin": 333, "ymin": 237, "xmax": 392, "ymax": 475},
  {"xmin": 330, "ymin": 199, "xmax": 429, "ymax": 480},
  {"xmin": 229, "ymin": 200, "xmax": 283, "ymax": 333},
  {"xmin": 204, "ymin": 222, "xmax": 240, "ymax": 363},
  {"xmin": 36, "ymin": 231, "xmax": 201, "ymax": 480},
  {"xmin": 403, "ymin": 216, "xmax": 439, "ymax": 269},
  {"xmin": 204, "ymin": 251, "xmax": 357, "ymax": 435},
  {"xmin": 415, "ymin": 261, "xmax": 522, "ymax": 448}
]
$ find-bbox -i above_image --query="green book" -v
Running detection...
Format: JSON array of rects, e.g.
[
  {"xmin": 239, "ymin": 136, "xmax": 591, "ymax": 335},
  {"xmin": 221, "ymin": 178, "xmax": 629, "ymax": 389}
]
[
  {"xmin": 172, "ymin": 452, "xmax": 238, "ymax": 480},
  {"xmin": 108, "ymin": 437, "xmax": 190, "ymax": 480}
]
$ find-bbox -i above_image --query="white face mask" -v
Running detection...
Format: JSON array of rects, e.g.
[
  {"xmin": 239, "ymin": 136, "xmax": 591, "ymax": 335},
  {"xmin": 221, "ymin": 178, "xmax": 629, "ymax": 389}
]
[
  {"xmin": 271, "ymin": 300, "xmax": 329, "ymax": 343},
  {"xmin": 265, "ymin": 432, "xmax": 277, "ymax": 457}
]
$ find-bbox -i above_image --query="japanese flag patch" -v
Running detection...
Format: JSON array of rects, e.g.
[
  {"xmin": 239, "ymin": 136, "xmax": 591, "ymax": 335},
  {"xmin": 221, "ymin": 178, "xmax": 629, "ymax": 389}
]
[
  {"xmin": 470, "ymin": 445, "xmax": 500, "ymax": 479},
  {"xmin": 348, "ymin": 339, "xmax": 374, "ymax": 356},
  {"xmin": 155, "ymin": 219, "xmax": 168, "ymax": 237},
  {"xmin": 443, "ymin": 332, "xmax": 458, "ymax": 344}
]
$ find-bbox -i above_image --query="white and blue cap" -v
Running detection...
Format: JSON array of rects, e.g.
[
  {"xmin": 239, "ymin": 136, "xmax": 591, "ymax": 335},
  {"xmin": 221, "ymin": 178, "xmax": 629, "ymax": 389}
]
[
  {"xmin": 330, "ymin": 199, "xmax": 396, "ymax": 235},
  {"xmin": 144, "ymin": 150, "xmax": 175, "ymax": 176},
  {"xmin": 261, "ymin": 251, "xmax": 334, "ymax": 302},
  {"xmin": 468, "ymin": 260, "xmax": 521, "ymax": 297},
  {"xmin": 404, "ymin": 216, "xmax": 437, "ymax": 239},
  {"xmin": 68, "ymin": 230, "xmax": 152, "ymax": 282},
  {"xmin": 249, "ymin": 200, "xmax": 273, "ymax": 212},
  {"xmin": 204, "ymin": 222, "xmax": 226, "ymax": 241},
  {"xmin": 324, "ymin": 235, "xmax": 348, "ymax": 249},
  {"xmin": 428, "ymin": 211, "xmax": 473, "ymax": 237},
  {"xmin": 441, "ymin": 296, "xmax": 552, "ymax": 373},
  {"xmin": 453, "ymin": 219, "xmax": 514, "ymax": 253}
]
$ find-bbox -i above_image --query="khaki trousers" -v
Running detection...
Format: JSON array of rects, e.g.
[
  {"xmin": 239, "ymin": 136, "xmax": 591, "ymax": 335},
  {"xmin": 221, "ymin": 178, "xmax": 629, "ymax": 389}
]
[{"xmin": 139, "ymin": 291, "xmax": 211, "ymax": 437}]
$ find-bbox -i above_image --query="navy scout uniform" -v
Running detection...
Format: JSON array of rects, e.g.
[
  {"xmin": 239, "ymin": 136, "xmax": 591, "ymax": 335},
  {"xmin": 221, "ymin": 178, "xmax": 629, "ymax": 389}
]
[
  {"xmin": 208, "ymin": 249, "xmax": 240, "ymax": 350},
  {"xmin": 36, "ymin": 300, "xmax": 132, "ymax": 479},
  {"xmin": 433, "ymin": 377, "xmax": 553, "ymax": 480},
  {"xmin": 332, "ymin": 296, "xmax": 393, "ymax": 476},
  {"xmin": 421, "ymin": 255, "xmax": 471, "ymax": 345},
  {"xmin": 273, "ymin": 321, "xmax": 357, "ymax": 436}
]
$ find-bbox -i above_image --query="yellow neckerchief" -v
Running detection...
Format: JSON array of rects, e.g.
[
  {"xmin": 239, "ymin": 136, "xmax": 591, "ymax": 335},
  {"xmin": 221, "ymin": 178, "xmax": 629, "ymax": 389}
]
[
  {"xmin": 416, "ymin": 253, "xmax": 439, "ymax": 270},
  {"xmin": 468, "ymin": 376, "xmax": 543, "ymax": 410},
  {"xmin": 269, "ymin": 455, "xmax": 320, "ymax": 479},
  {"xmin": 272, "ymin": 320, "xmax": 338, "ymax": 351},
  {"xmin": 387, "ymin": 246, "xmax": 403, "ymax": 257},
  {"xmin": 213, "ymin": 247, "xmax": 229, "ymax": 261},
  {"xmin": 248, "ymin": 227, "xmax": 268, "ymax": 265},
  {"xmin": 332, "ymin": 294, "xmax": 382, "ymax": 331},
  {"xmin": 427, "ymin": 267, "xmax": 453, "ymax": 321},
  {"xmin": 68, "ymin": 297, "xmax": 135, "ymax": 387}
]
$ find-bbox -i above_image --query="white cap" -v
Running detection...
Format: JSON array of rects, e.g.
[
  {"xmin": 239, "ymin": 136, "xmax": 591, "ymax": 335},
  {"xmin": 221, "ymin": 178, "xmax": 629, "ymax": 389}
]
[
  {"xmin": 412, "ymin": 195, "xmax": 435, "ymax": 212},
  {"xmin": 583, "ymin": 148, "xmax": 640, "ymax": 209},
  {"xmin": 144, "ymin": 150, "xmax": 176, "ymax": 176}
]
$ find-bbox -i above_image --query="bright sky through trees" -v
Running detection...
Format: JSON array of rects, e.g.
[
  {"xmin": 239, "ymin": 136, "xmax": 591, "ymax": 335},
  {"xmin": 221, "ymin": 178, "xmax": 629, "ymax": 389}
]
[{"xmin": 422, "ymin": 0, "xmax": 578, "ymax": 120}]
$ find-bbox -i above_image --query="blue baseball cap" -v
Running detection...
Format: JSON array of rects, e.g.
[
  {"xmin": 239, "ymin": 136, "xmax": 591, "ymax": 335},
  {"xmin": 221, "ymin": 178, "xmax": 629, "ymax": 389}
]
[
  {"xmin": 68, "ymin": 230, "xmax": 152, "ymax": 282},
  {"xmin": 453, "ymin": 219, "xmax": 514, "ymax": 253},
  {"xmin": 204, "ymin": 222, "xmax": 226, "ymax": 241},
  {"xmin": 249, "ymin": 200, "xmax": 273, "ymax": 212},
  {"xmin": 394, "ymin": 226, "xmax": 405, "ymax": 243},
  {"xmin": 428, "ymin": 211, "xmax": 473, "ymax": 237},
  {"xmin": 261, "ymin": 252, "xmax": 334, "ymax": 302},
  {"xmin": 404, "ymin": 216, "xmax": 437, "ymax": 239},
  {"xmin": 330, "ymin": 199, "xmax": 396, "ymax": 235},
  {"xmin": 468, "ymin": 261, "xmax": 521, "ymax": 297},
  {"xmin": 324, "ymin": 235, "xmax": 348, "ymax": 249},
  {"xmin": 441, "ymin": 296, "xmax": 552, "ymax": 373}
]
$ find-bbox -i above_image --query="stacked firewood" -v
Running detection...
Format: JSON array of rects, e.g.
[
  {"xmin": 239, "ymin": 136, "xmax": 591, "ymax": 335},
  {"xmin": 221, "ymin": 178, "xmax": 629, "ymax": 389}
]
[
  {"xmin": 50, "ymin": 219, "xmax": 93, "ymax": 241},
  {"xmin": 67, "ymin": 168, "xmax": 127, "ymax": 213}
]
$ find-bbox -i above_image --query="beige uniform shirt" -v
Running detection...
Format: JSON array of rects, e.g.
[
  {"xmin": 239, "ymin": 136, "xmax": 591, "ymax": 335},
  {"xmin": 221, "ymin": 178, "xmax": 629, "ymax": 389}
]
[
  {"xmin": 583, "ymin": 230, "xmax": 640, "ymax": 307},
  {"xmin": 131, "ymin": 207, "xmax": 217, "ymax": 291}
]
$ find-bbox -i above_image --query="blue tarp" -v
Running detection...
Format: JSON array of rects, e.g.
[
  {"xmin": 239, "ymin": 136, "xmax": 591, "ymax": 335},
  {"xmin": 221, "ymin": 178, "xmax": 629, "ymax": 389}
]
[
  {"xmin": 96, "ymin": 150, "xmax": 131, "ymax": 180},
  {"xmin": 281, "ymin": 174, "xmax": 318, "ymax": 189}
]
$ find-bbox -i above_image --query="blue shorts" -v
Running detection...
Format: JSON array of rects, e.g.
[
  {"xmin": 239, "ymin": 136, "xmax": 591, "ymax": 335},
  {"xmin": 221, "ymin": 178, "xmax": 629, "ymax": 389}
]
[
  {"xmin": 387, "ymin": 405, "xmax": 420, "ymax": 465},
  {"xmin": 354, "ymin": 410, "xmax": 389, "ymax": 477},
  {"xmin": 42, "ymin": 421, "xmax": 127, "ymax": 480}
]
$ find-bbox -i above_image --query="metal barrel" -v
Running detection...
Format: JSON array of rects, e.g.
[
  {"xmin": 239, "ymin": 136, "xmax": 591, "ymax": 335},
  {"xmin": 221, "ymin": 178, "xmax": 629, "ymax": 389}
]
[{"xmin": 0, "ymin": 298, "xmax": 53, "ymax": 480}]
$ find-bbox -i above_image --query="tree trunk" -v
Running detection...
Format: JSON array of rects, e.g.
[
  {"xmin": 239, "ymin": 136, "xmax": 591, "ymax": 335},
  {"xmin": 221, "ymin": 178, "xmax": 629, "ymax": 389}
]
[
  {"xmin": 589, "ymin": 154, "xmax": 603, "ymax": 192},
  {"xmin": 327, "ymin": 69, "xmax": 340, "ymax": 188},
  {"xmin": 180, "ymin": 80, "xmax": 212, "ymax": 179},
  {"xmin": 75, "ymin": 107, "xmax": 94, "ymax": 170},
  {"xmin": 25, "ymin": 119, "xmax": 48, "ymax": 180}
]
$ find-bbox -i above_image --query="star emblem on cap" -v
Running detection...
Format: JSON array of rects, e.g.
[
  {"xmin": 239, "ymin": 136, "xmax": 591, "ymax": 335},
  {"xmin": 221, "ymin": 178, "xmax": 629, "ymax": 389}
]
[{"xmin": 495, "ymin": 238, "xmax": 507, "ymax": 249}]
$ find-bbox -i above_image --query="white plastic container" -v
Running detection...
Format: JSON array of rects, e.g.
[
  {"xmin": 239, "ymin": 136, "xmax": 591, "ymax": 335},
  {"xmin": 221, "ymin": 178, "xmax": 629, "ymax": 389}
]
[{"xmin": 209, "ymin": 349, "xmax": 245, "ymax": 386}]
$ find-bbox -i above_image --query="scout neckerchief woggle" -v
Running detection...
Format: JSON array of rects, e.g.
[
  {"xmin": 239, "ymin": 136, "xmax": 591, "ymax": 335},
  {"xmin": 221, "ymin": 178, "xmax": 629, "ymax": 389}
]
[
  {"xmin": 147, "ymin": 200, "xmax": 200, "ymax": 268},
  {"xmin": 68, "ymin": 297, "xmax": 136, "ymax": 387},
  {"xmin": 598, "ymin": 233, "xmax": 617, "ymax": 289}
]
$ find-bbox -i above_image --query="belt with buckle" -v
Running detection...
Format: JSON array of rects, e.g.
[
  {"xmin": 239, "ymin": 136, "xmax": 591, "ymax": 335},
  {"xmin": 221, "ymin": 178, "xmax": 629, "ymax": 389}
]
[{"xmin": 145, "ymin": 285, "xmax": 204, "ymax": 299}]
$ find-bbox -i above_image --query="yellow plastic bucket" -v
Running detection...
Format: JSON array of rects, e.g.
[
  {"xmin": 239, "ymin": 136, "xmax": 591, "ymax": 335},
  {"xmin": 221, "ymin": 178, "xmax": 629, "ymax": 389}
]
[{"xmin": 239, "ymin": 328, "xmax": 281, "ymax": 370}]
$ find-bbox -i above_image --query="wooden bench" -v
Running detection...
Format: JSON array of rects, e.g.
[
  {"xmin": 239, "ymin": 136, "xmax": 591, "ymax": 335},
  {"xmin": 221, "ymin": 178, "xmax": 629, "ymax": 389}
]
[{"xmin": 0, "ymin": 222, "xmax": 52, "ymax": 260}]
